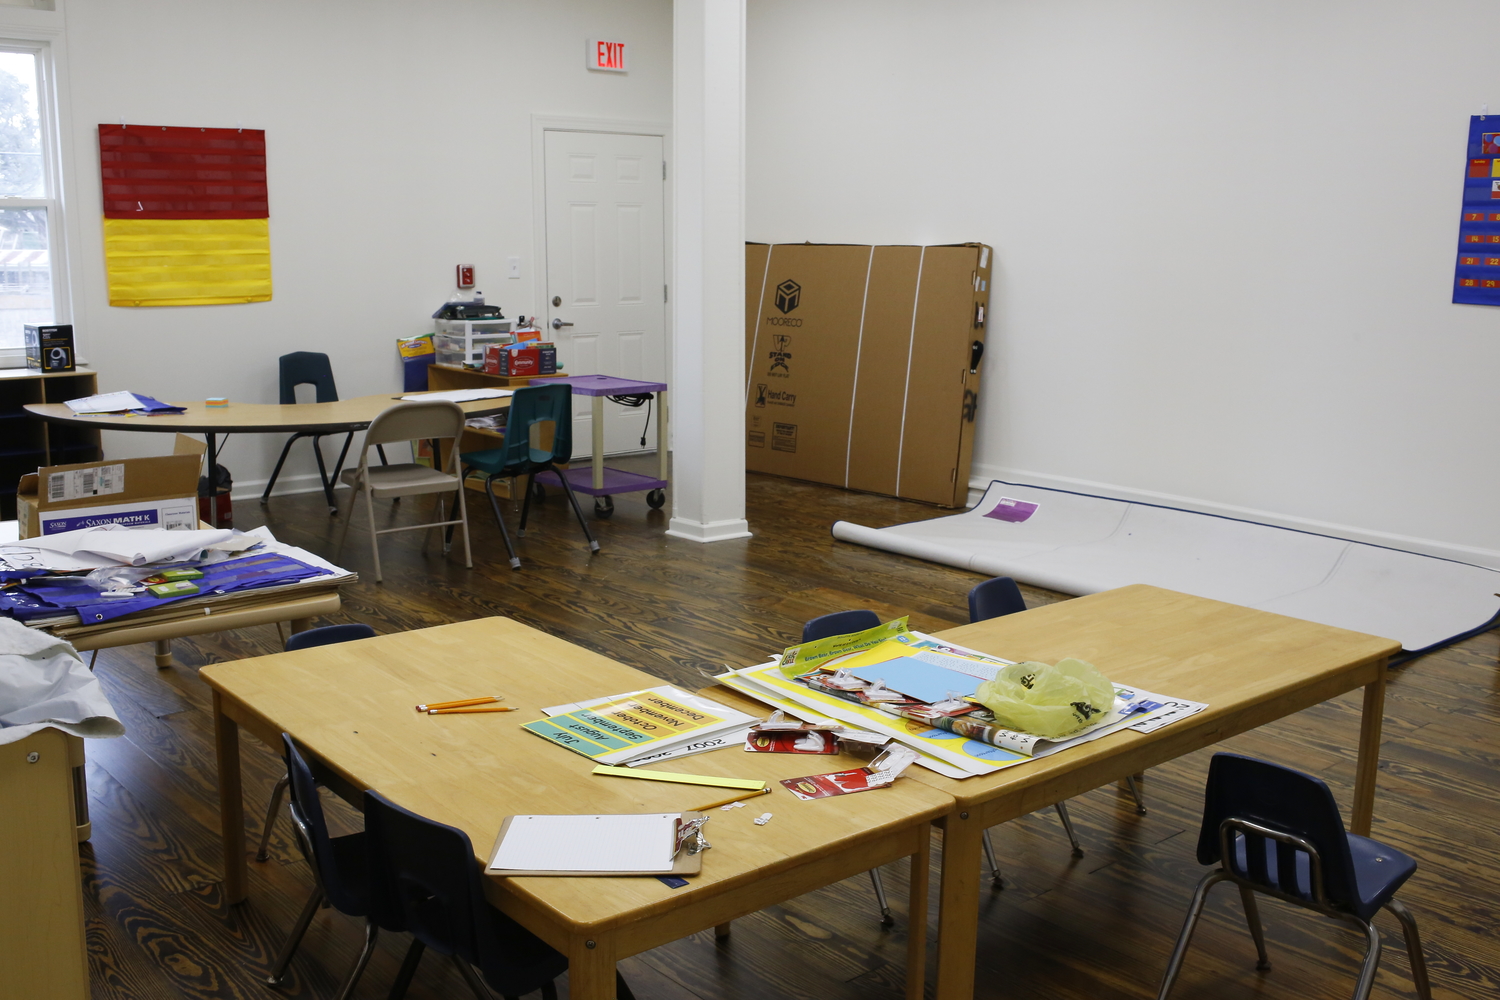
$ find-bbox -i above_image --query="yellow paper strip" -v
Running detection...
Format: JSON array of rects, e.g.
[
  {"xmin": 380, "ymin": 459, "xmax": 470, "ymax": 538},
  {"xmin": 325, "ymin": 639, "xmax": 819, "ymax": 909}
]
[
  {"xmin": 103, "ymin": 217, "xmax": 272, "ymax": 306},
  {"xmin": 591, "ymin": 765, "xmax": 766, "ymax": 791}
]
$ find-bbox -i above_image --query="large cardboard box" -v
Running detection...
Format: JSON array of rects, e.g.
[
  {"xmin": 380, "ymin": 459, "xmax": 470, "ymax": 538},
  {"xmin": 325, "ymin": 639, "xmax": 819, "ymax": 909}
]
[
  {"xmin": 745, "ymin": 242, "xmax": 991, "ymax": 507},
  {"xmin": 16, "ymin": 454, "xmax": 203, "ymax": 538}
]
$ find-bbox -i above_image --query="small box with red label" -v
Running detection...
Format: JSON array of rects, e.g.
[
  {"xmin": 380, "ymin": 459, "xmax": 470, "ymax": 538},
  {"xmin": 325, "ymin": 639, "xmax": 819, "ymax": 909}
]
[{"xmin": 485, "ymin": 342, "xmax": 559, "ymax": 377}]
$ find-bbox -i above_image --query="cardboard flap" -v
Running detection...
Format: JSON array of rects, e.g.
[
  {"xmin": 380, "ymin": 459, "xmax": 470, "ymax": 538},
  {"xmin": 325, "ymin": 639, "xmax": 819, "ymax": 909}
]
[{"xmin": 27, "ymin": 454, "xmax": 202, "ymax": 512}]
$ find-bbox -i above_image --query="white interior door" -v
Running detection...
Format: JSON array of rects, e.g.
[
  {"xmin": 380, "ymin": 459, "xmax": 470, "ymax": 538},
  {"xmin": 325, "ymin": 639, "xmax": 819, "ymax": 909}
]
[{"xmin": 543, "ymin": 130, "xmax": 666, "ymax": 458}]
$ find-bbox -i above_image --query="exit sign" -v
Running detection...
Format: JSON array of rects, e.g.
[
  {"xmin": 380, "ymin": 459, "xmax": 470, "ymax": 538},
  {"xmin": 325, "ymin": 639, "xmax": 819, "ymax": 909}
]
[{"xmin": 587, "ymin": 39, "xmax": 628, "ymax": 73}]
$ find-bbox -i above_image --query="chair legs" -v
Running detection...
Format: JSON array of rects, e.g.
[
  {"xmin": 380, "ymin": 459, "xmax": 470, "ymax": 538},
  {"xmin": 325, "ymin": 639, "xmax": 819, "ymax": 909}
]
[
  {"xmin": 483, "ymin": 472, "xmax": 522, "ymax": 570},
  {"xmin": 982, "ymin": 828, "xmax": 1003, "ymax": 888},
  {"xmin": 255, "ymin": 771, "xmax": 291, "ymax": 862},
  {"xmin": 1384, "ymin": 898, "xmax": 1433, "ymax": 1000},
  {"xmin": 868, "ymin": 866, "xmax": 895, "ymax": 927},
  {"xmin": 265, "ymin": 886, "xmax": 324, "ymax": 984},
  {"xmin": 364, "ymin": 481, "xmax": 383, "ymax": 583},
  {"xmin": 1053, "ymin": 800, "xmax": 1085, "ymax": 858},
  {"xmin": 387, "ymin": 939, "xmax": 426, "ymax": 1000},
  {"xmin": 451, "ymin": 952, "xmax": 495, "ymax": 1000},
  {"xmin": 1159, "ymin": 870, "xmax": 1427, "ymax": 1000},
  {"xmin": 549, "ymin": 466, "xmax": 600, "ymax": 554},
  {"xmin": 261, "ymin": 431, "xmax": 354, "ymax": 515},
  {"xmin": 1125, "ymin": 773, "xmax": 1148, "ymax": 815},
  {"xmin": 1156, "ymin": 868, "xmax": 1230, "ymax": 999},
  {"xmin": 332, "ymin": 919, "xmax": 380, "ymax": 1000},
  {"xmin": 1237, "ymin": 885, "xmax": 1271, "ymax": 971}
]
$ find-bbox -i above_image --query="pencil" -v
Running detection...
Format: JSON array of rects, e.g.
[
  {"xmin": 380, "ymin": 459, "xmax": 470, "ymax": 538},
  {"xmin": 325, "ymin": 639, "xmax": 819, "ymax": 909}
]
[
  {"xmin": 690, "ymin": 787, "xmax": 772, "ymax": 812},
  {"xmin": 427, "ymin": 705, "xmax": 519, "ymax": 715},
  {"xmin": 416, "ymin": 696, "xmax": 503, "ymax": 712}
]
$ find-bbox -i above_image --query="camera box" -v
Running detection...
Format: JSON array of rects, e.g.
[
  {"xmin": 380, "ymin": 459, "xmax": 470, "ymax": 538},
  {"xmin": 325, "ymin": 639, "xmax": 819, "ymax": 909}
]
[
  {"xmin": 15, "ymin": 454, "xmax": 203, "ymax": 539},
  {"xmin": 25, "ymin": 324, "xmax": 75, "ymax": 373}
]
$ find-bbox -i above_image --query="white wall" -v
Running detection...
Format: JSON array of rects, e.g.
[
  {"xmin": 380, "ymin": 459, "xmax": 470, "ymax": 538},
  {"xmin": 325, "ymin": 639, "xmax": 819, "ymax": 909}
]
[
  {"xmin": 30, "ymin": 0, "xmax": 670, "ymax": 492},
  {"xmin": 746, "ymin": 0, "xmax": 1500, "ymax": 564}
]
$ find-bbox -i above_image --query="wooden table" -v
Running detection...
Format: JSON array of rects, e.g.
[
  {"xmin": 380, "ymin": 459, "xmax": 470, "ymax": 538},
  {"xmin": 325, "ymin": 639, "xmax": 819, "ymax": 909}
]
[
  {"xmin": 25, "ymin": 391, "xmax": 512, "ymax": 524},
  {"xmin": 913, "ymin": 585, "xmax": 1399, "ymax": 1000},
  {"xmin": 200, "ymin": 618, "xmax": 952, "ymax": 1000}
]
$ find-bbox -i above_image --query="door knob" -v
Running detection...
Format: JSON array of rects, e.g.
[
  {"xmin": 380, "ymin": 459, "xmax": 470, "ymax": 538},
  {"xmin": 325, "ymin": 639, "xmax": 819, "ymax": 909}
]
[{"xmin": 551, "ymin": 318, "xmax": 574, "ymax": 330}]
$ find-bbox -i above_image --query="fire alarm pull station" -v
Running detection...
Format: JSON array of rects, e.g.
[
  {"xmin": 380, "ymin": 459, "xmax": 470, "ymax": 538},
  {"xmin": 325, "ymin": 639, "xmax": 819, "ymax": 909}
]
[{"xmin": 457, "ymin": 265, "xmax": 475, "ymax": 288}]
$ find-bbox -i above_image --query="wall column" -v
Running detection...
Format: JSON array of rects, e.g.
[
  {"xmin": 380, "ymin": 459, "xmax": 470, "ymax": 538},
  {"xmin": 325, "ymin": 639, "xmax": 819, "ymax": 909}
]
[{"xmin": 666, "ymin": 0, "xmax": 752, "ymax": 543}]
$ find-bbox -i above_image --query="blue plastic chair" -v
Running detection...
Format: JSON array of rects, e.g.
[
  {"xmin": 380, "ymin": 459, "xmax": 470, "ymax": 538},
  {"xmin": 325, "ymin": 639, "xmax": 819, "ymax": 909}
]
[
  {"xmin": 1157, "ymin": 753, "xmax": 1430, "ymax": 1000},
  {"xmin": 364, "ymin": 790, "xmax": 633, "ymax": 1000},
  {"xmin": 255, "ymin": 624, "xmax": 378, "ymax": 862},
  {"xmin": 801, "ymin": 609, "xmax": 881, "ymax": 643},
  {"xmin": 458, "ymin": 383, "xmax": 598, "ymax": 570},
  {"xmin": 266, "ymin": 736, "xmax": 386, "ymax": 998},
  {"xmin": 967, "ymin": 575, "xmax": 1026, "ymax": 622},
  {"xmin": 262, "ymin": 352, "xmax": 358, "ymax": 514}
]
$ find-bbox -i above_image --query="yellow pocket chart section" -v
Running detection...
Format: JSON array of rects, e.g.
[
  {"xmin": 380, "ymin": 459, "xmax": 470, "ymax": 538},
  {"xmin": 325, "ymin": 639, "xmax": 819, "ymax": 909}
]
[{"xmin": 103, "ymin": 217, "xmax": 271, "ymax": 307}]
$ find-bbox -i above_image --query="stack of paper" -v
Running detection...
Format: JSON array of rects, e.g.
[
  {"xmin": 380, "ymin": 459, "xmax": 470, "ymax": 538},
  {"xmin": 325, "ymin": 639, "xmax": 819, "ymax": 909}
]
[{"xmin": 715, "ymin": 632, "xmax": 1206, "ymax": 778}]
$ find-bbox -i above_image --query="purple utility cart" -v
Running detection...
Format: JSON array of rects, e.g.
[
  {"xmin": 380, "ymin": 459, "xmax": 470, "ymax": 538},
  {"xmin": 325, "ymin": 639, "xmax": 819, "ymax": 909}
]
[{"xmin": 529, "ymin": 374, "xmax": 668, "ymax": 518}]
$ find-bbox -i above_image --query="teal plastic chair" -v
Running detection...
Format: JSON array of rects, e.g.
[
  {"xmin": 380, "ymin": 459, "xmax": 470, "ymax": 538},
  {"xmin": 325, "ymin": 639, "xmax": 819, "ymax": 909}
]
[{"xmin": 458, "ymin": 383, "xmax": 598, "ymax": 570}]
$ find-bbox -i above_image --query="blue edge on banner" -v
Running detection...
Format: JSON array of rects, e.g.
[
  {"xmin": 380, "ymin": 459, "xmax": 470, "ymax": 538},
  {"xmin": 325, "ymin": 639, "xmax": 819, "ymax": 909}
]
[{"xmin": 1453, "ymin": 115, "xmax": 1500, "ymax": 306}]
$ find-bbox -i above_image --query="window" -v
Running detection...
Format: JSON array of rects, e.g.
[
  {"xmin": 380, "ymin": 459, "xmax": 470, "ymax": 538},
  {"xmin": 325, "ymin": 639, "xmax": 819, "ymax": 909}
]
[{"xmin": 0, "ymin": 45, "xmax": 61, "ymax": 361}]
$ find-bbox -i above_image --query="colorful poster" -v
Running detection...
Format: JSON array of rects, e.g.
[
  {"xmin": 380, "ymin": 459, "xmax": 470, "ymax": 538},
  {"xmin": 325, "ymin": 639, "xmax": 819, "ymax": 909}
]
[
  {"xmin": 523, "ymin": 686, "xmax": 751, "ymax": 764},
  {"xmin": 98, "ymin": 124, "xmax": 270, "ymax": 306},
  {"xmin": 1453, "ymin": 116, "xmax": 1500, "ymax": 305}
]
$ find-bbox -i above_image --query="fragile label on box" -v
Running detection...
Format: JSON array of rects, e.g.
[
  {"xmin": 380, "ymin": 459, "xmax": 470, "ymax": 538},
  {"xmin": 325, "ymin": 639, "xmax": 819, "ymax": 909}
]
[{"xmin": 47, "ymin": 463, "xmax": 125, "ymax": 503}]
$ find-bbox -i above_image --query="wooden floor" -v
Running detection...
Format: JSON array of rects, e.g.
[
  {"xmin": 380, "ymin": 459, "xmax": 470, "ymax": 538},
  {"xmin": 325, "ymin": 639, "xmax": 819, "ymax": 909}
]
[{"xmin": 78, "ymin": 464, "xmax": 1497, "ymax": 1000}]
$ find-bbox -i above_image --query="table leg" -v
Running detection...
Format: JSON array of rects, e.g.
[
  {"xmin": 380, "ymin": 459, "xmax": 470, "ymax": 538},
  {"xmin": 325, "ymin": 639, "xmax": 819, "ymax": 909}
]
[
  {"xmin": 205, "ymin": 431, "xmax": 219, "ymax": 528},
  {"xmin": 212, "ymin": 690, "xmax": 248, "ymax": 904},
  {"xmin": 153, "ymin": 639, "xmax": 173, "ymax": 668},
  {"xmin": 933, "ymin": 811, "xmax": 983, "ymax": 1000},
  {"xmin": 567, "ymin": 935, "xmax": 616, "ymax": 1000},
  {"xmin": 655, "ymin": 389, "xmax": 669, "ymax": 483},
  {"xmin": 591, "ymin": 396, "xmax": 605, "ymax": 491},
  {"xmin": 289, "ymin": 618, "xmax": 312, "ymax": 635},
  {"xmin": 906, "ymin": 824, "xmax": 932, "ymax": 1000},
  {"xmin": 1351, "ymin": 666, "xmax": 1387, "ymax": 837}
]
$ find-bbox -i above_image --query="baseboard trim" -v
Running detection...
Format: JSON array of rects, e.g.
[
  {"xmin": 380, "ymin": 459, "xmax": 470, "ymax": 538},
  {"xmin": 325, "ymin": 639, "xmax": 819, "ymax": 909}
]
[
  {"xmin": 969, "ymin": 464, "xmax": 1500, "ymax": 570},
  {"xmin": 228, "ymin": 472, "xmax": 344, "ymax": 503},
  {"xmin": 665, "ymin": 517, "xmax": 753, "ymax": 543}
]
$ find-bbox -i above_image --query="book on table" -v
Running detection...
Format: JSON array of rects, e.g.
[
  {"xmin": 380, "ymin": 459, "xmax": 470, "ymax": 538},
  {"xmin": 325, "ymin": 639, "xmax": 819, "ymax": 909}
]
[{"xmin": 522, "ymin": 685, "xmax": 757, "ymax": 765}]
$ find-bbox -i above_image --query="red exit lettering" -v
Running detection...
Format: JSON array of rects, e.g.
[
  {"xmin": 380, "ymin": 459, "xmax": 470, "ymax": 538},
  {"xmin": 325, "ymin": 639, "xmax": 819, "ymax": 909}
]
[{"xmin": 589, "ymin": 39, "xmax": 628, "ymax": 72}]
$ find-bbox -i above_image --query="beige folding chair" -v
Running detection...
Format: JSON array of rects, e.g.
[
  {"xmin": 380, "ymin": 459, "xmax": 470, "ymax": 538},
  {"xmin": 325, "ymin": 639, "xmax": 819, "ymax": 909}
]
[{"xmin": 337, "ymin": 401, "xmax": 472, "ymax": 583}]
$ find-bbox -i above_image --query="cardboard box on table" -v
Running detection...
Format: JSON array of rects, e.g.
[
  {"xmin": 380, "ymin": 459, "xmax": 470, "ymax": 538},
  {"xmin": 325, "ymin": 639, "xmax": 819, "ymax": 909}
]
[
  {"xmin": 744, "ymin": 242, "xmax": 991, "ymax": 507},
  {"xmin": 15, "ymin": 454, "xmax": 203, "ymax": 539}
]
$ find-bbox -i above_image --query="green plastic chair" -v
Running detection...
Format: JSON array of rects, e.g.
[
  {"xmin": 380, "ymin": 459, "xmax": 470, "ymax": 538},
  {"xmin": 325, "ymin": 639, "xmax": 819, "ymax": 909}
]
[{"xmin": 458, "ymin": 383, "xmax": 598, "ymax": 570}]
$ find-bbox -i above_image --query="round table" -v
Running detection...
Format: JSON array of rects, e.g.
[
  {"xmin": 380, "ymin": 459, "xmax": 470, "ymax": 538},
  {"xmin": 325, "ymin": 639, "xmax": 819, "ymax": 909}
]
[{"xmin": 25, "ymin": 391, "xmax": 511, "ymax": 525}]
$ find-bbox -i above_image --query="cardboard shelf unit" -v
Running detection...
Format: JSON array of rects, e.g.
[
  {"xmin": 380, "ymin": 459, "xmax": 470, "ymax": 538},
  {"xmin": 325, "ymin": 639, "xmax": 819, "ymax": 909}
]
[
  {"xmin": 0, "ymin": 367, "xmax": 100, "ymax": 520},
  {"xmin": 744, "ymin": 243, "xmax": 990, "ymax": 507}
]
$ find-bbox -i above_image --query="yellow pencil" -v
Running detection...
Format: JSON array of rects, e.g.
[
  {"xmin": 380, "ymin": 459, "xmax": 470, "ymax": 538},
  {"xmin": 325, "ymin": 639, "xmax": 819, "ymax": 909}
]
[
  {"xmin": 416, "ymin": 695, "xmax": 504, "ymax": 712},
  {"xmin": 690, "ymin": 787, "xmax": 772, "ymax": 812},
  {"xmin": 427, "ymin": 705, "xmax": 519, "ymax": 715}
]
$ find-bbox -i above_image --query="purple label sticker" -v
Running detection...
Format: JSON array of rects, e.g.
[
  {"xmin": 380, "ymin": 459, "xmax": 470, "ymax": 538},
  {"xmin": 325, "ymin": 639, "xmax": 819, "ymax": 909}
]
[
  {"xmin": 983, "ymin": 497, "xmax": 1038, "ymax": 523},
  {"xmin": 43, "ymin": 508, "xmax": 162, "ymax": 534}
]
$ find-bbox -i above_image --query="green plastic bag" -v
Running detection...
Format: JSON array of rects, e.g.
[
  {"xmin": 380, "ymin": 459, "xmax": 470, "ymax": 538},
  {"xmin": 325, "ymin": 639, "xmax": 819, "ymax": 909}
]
[{"xmin": 973, "ymin": 658, "xmax": 1114, "ymax": 738}]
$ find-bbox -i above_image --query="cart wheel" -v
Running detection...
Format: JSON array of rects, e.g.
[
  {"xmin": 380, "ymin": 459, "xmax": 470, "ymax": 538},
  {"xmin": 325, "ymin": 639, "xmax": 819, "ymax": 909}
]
[
  {"xmin": 530, "ymin": 480, "xmax": 547, "ymax": 502},
  {"xmin": 594, "ymin": 496, "xmax": 615, "ymax": 519},
  {"xmin": 646, "ymin": 489, "xmax": 666, "ymax": 509}
]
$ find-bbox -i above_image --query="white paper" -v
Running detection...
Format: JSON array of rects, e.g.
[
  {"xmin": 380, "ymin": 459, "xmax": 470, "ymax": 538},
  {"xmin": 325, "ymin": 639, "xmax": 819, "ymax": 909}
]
[
  {"xmin": 488, "ymin": 813, "xmax": 677, "ymax": 873},
  {"xmin": 65, "ymin": 391, "xmax": 144, "ymax": 414},
  {"xmin": 1, "ymin": 525, "xmax": 235, "ymax": 567},
  {"xmin": 623, "ymin": 726, "xmax": 753, "ymax": 766},
  {"xmin": 400, "ymin": 388, "xmax": 513, "ymax": 402},
  {"xmin": 47, "ymin": 463, "xmax": 125, "ymax": 502}
]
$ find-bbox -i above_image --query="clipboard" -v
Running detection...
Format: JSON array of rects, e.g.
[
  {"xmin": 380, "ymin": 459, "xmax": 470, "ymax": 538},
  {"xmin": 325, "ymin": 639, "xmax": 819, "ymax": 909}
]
[{"xmin": 485, "ymin": 811, "xmax": 707, "ymax": 877}]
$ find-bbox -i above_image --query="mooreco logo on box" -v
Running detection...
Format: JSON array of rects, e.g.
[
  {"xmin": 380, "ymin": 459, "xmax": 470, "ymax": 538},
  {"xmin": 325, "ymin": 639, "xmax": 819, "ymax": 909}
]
[{"xmin": 767, "ymin": 279, "xmax": 803, "ymax": 326}]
